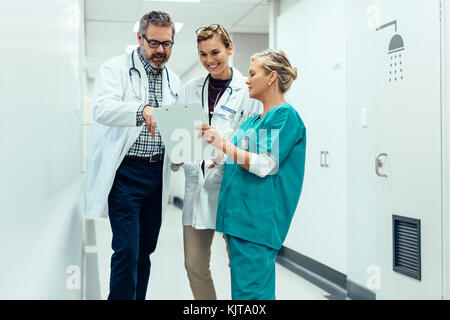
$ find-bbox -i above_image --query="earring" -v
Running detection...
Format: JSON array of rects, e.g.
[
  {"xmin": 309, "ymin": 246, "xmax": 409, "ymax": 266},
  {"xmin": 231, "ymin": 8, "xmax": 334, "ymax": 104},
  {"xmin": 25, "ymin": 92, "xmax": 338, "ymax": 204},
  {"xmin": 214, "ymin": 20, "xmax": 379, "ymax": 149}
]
[{"xmin": 268, "ymin": 82, "xmax": 272, "ymax": 86}]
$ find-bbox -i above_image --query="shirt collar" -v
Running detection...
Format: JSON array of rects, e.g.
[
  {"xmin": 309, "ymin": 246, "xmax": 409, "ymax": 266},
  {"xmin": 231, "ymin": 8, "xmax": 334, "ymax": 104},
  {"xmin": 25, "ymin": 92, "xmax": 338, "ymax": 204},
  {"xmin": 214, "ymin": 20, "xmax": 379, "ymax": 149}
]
[
  {"xmin": 137, "ymin": 47, "xmax": 165, "ymax": 76},
  {"xmin": 195, "ymin": 67, "xmax": 244, "ymax": 91}
]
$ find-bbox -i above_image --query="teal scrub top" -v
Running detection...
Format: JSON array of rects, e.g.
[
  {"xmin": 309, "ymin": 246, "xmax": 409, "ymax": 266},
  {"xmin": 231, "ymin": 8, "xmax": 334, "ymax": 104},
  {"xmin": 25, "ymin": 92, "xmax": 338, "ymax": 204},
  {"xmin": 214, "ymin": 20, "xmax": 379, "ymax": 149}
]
[{"xmin": 216, "ymin": 103, "xmax": 306, "ymax": 250}]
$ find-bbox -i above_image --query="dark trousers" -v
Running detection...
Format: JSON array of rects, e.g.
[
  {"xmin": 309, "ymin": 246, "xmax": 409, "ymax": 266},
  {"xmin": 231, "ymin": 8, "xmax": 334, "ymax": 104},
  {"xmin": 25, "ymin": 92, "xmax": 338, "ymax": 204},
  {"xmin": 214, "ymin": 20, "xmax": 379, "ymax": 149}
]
[{"xmin": 107, "ymin": 156, "xmax": 163, "ymax": 300}]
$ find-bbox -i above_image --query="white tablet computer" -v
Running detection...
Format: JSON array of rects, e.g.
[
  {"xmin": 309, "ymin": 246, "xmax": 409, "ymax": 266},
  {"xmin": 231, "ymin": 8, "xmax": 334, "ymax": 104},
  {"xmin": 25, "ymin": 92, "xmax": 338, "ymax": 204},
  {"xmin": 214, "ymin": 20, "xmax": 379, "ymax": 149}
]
[{"xmin": 152, "ymin": 102, "xmax": 216, "ymax": 163}]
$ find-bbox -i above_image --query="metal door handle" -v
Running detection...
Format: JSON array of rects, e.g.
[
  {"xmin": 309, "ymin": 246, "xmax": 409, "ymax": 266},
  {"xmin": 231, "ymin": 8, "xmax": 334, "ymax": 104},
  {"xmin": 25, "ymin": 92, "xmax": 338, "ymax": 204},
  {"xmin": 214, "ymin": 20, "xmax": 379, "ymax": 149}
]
[
  {"xmin": 375, "ymin": 153, "xmax": 388, "ymax": 177},
  {"xmin": 320, "ymin": 151, "xmax": 329, "ymax": 168}
]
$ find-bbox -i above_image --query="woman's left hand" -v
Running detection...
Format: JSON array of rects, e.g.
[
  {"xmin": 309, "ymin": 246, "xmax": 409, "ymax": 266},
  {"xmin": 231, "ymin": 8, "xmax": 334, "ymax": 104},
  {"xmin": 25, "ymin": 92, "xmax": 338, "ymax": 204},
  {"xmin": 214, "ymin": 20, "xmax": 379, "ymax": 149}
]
[{"xmin": 195, "ymin": 124, "xmax": 224, "ymax": 149}]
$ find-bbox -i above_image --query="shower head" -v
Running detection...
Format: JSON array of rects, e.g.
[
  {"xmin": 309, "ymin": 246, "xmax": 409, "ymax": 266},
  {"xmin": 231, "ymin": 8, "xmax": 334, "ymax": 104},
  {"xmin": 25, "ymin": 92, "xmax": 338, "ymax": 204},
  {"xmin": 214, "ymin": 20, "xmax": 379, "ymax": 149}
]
[{"xmin": 388, "ymin": 34, "xmax": 405, "ymax": 54}]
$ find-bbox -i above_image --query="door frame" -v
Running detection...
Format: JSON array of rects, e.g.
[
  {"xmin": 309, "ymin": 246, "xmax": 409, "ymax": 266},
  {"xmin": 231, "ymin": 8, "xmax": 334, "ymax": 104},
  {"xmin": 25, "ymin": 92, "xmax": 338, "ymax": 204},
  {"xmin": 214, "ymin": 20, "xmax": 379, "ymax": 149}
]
[{"xmin": 442, "ymin": 0, "xmax": 450, "ymax": 301}]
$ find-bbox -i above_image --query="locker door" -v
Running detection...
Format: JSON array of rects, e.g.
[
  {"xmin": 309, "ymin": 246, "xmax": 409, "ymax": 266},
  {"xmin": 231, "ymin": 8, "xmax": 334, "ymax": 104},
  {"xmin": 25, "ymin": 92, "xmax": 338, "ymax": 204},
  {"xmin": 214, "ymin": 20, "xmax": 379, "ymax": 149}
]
[{"xmin": 373, "ymin": 0, "xmax": 442, "ymax": 299}]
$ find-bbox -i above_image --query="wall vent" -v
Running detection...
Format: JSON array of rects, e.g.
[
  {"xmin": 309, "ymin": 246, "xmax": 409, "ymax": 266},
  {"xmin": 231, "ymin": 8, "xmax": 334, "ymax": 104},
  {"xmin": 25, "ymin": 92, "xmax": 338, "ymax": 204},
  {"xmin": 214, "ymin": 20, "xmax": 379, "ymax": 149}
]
[{"xmin": 392, "ymin": 215, "xmax": 421, "ymax": 280}]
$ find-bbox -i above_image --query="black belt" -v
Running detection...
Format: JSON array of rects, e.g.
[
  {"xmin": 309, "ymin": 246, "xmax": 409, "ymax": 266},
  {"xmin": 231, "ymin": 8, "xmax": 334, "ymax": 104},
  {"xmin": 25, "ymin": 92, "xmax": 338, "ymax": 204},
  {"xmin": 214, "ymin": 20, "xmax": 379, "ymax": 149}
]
[{"xmin": 125, "ymin": 154, "xmax": 164, "ymax": 163}]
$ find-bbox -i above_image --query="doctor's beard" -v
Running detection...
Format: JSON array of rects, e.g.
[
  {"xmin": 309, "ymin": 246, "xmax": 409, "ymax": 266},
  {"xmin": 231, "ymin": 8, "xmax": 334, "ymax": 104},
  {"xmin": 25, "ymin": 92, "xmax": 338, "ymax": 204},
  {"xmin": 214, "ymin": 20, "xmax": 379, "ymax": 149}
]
[
  {"xmin": 149, "ymin": 53, "xmax": 168, "ymax": 69},
  {"xmin": 140, "ymin": 45, "xmax": 170, "ymax": 69}
]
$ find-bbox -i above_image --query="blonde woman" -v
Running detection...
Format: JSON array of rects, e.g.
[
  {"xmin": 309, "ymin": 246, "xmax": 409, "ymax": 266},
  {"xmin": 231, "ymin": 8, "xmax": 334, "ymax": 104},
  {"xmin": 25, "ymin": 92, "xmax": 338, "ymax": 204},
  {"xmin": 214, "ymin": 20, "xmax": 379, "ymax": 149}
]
[
  {"xmin": 173, "ymin": 24, "xmax": 261, "ymax": 300},
  {"xmin": 198, "ymin": 50, "xmax": 306, "ymax": 300}
]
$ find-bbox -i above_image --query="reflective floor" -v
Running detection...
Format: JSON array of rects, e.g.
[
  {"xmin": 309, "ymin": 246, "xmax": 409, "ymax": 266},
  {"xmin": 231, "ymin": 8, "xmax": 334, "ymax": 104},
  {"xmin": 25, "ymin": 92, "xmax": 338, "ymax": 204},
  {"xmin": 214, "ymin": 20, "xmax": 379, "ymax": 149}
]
[{"xmin": 83, "ymin": 204, "xmax": 329, "ymax": 300}]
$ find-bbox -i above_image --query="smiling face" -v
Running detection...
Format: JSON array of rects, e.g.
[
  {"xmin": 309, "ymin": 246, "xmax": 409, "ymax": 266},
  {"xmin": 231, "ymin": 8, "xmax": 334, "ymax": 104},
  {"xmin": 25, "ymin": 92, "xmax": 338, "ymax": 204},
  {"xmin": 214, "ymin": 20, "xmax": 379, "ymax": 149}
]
[
  {"xmin": 198, "ymin": 35, "xmax": 233, "ymax": 80},
  {"xmin": 138, "ymin": 24, "xmax": 173, "ymax": 69},
  {"xmin": 246, "ymin": 57, "xmax": 273, "ymax": 101}
]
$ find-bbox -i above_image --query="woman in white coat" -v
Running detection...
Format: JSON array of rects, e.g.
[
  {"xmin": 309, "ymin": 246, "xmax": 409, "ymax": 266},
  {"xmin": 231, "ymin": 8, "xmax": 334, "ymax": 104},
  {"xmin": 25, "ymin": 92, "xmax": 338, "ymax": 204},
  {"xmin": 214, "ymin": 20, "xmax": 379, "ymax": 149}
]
[{"xmin": 173, "ymin": 24, "xmax": 261, "ymax": 300}]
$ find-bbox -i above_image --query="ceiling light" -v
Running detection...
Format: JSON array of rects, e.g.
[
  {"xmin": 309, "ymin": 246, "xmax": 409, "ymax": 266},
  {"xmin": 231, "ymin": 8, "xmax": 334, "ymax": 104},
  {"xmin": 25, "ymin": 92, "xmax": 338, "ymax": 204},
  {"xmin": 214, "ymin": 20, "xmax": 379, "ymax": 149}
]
[
  {"xmin": 175, "ymin": 23, "xmax": 184, "ymax": 33},
  {"xmin": 133, "ymin": 21, "xmax": 139, "ymax": 33},
  {"xmin": 126, "ymin": 45, "xmax": 138, "ymax": 53},
  {"xmin": 144, "ymin": 0, "xmax": 201, "ymax": 3}
]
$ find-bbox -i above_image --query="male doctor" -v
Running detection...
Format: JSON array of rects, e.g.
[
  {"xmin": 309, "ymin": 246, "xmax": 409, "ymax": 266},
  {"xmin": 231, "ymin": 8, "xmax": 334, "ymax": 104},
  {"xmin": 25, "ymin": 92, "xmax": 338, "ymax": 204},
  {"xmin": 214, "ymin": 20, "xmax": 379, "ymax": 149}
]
[{"xmin": 86, "ymin": 11, "xmax": 180, "ymax": 300}]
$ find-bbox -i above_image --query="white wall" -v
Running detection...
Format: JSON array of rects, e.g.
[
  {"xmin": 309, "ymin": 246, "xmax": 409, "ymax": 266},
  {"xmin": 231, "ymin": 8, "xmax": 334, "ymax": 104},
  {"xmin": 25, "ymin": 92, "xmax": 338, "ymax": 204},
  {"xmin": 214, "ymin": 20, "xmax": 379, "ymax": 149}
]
[
  {"xmin": 276, "ymin": 0, "xmax": 348, "ymax": 274},
  {"xmin": 443, "ymin": 0, "xmax": 450, "ymax": 300},
  {"xmin": 280, "ymin": 0, "xmax": 302, "ymax": 13},
  {"xmin": 231, "ymin": 33, "xmax": 269, "ymax": 74},
  {"xmin": 0, "ymin": 0, "xmax": 85, "ymax": 299},
  {"xmin": 85, "ymin": 78, "xmax": 95, "ymax": 99},
  {"xmin": 344, "ymin": 0, "xmax": 379, "ymax": 290}
]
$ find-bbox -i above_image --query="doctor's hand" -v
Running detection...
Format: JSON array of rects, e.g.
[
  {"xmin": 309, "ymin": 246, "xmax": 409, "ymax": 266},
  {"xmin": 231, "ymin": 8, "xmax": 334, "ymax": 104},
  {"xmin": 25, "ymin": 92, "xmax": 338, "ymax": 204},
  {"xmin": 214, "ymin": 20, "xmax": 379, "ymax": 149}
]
[
  {"xmin": 208, "ymin": 149, "xmax": 224, "ymax": 168},
  {"xmin": 170, "ymin": 162, "xmax": 184, "ymax": 172},
  {"xmin": 195, "ymin": 124, "xmax": 224, "ymax": 149},
  {"xmin": 142, "ymin": 105, "xmax": 156, "ymax": 138}
]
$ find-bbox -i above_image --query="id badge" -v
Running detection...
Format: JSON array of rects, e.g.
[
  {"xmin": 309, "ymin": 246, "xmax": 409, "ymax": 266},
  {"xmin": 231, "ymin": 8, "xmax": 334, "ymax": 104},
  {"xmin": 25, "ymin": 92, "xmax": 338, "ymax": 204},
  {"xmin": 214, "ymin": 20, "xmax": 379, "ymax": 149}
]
[
  {"xmin": 241, "ymin": 136, "xmax": 249, "ymax": 150},
  {"xmin": 220, "ymin": 105, "xmax": 236, "ymax": 120}
]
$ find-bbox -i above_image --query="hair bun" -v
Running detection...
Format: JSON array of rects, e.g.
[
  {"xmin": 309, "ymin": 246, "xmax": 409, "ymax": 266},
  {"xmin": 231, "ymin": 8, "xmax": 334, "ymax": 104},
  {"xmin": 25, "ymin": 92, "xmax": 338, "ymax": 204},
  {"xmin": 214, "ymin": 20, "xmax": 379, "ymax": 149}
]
[{"xmin": 291, "ymin": 67, "xmax": 298, "ymax": 81}]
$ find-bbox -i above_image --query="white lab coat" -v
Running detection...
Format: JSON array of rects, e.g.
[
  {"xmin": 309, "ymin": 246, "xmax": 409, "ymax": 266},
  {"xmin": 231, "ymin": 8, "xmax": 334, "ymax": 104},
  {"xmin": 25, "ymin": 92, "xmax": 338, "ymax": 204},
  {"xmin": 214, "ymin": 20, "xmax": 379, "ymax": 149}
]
[
  {"xmin": 86, "ymin": 50, "xmax": 180, "ymax": 218},
  {"xmin": 177, "ymin": 68, "xmax": 262, "ymax": 229}
]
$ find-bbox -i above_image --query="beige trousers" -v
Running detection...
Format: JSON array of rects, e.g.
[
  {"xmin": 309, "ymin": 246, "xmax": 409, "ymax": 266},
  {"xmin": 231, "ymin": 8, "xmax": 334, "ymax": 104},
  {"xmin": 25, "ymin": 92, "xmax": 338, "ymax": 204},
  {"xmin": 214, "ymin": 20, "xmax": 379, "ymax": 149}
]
[{"xmin": 184, "ymin": 226, "xmax": 229, "ymax": 300}]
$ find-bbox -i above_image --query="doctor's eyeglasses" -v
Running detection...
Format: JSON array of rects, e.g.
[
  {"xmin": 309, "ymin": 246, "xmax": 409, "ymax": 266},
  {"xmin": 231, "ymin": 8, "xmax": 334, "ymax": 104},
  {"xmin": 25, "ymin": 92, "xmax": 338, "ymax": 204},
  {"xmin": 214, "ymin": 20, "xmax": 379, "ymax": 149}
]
[
  {"xmin": 195, "ymin": 24, "xmax": 231, "ymax": 44},
  {"xmin": 142, "ymin": 35, "xmax": 174, "ymax": 49},
  {"xmin": 196, "ymin": 24, "xmax": 222, "ymax": 34}
]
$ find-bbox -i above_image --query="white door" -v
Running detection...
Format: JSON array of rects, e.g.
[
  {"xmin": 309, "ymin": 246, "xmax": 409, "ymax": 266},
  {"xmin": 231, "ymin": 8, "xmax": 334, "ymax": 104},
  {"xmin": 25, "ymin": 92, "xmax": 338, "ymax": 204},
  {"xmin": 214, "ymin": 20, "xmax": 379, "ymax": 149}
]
[
  {"xmin": 277, "ymin": 0, "xmax": 348, "ymax": 273},
  {"xmin": 373, "ymin": 0, "xmax": 442, "ymax": 299}
]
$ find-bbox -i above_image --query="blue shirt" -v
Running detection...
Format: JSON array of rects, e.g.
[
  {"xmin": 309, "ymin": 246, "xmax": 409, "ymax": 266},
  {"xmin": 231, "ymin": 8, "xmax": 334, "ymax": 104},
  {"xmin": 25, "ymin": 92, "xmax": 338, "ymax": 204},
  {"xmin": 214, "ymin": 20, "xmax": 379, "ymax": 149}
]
[{"xmin": 216, "ymin": 103, "xmax": 306, "ymax": 250}]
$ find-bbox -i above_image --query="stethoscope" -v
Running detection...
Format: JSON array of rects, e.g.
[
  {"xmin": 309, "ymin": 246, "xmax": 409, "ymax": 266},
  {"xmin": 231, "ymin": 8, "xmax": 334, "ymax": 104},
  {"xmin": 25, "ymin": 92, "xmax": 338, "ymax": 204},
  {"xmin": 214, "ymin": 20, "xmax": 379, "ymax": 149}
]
[
  {"xmin": 201, "ymin": 67, "xmax": 234, "ymax": 114},
  {"xmin": 129, "ymin": 49, "xmax": 178, "ymax": 103}
]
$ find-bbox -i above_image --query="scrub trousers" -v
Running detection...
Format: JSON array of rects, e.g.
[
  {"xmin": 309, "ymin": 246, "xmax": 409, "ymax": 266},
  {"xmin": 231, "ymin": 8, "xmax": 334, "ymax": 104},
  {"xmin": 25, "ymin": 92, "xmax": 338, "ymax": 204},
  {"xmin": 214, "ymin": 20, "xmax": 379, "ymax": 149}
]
[
  {"xmin": 107, "ymin": 156, "xmax": 163, "ymax": 300},
  {"xmin": 227, "ymin": 235, "xmax": 278, "ymax": 300}
]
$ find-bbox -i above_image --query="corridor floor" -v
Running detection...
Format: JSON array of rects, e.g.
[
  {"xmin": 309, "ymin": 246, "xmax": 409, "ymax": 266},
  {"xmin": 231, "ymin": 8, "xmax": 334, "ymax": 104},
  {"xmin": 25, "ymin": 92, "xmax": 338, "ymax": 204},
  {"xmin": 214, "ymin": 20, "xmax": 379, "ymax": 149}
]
[{"xmin": 83, "ymin": 204, "xmax": 330, "ymax": 300}]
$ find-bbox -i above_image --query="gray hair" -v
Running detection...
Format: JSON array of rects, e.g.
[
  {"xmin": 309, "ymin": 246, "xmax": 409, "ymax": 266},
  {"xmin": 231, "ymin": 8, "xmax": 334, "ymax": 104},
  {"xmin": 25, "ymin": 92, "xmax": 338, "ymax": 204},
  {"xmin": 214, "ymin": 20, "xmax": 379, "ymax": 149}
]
[{"xmin": 139, "ymin": 11, "xmax": 175, "ymax": 40}]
